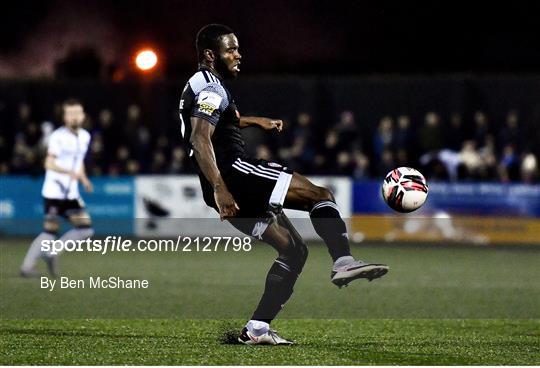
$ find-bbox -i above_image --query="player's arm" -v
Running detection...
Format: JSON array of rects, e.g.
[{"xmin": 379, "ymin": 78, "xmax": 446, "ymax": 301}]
[
  {"xmin": 239, "ymin": 116, "xmax": 283, "ymax": 132},
  {"xmin": 44, "ymin": 154, "xmax": 79, "ymax": 179},
  {"xmin": 78, "ymin": 163, "xmax": 93, "ymax": 193},
  {"xmin": 190, "ymin": 117, "xmax": 239, "ymax": 219}
]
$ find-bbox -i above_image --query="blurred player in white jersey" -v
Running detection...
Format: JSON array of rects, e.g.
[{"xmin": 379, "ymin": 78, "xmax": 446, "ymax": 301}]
[{"xmin": 20, "ymin": 99, "xmax": 94, "ymax": 277}]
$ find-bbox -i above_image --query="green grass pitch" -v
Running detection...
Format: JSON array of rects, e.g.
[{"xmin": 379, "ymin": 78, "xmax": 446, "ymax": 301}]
[{"xmin": 1, "ymin": 238, "xmax": 539, "ymax": 365}]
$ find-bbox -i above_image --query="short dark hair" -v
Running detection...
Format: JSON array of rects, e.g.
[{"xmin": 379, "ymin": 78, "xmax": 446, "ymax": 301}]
[
  {"xmin": 196, "ymin": 24, "xmax": 234, "ymax": 61},
  {"xmin": 62, "ymin": 98, "xmax": 83, "ymax": 109}
]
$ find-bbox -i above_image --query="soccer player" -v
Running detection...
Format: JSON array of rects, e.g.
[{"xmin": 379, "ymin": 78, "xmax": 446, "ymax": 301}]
[
  {"xmin": 179, "ymin": 24, "xmax": 389, "ymax": 345},
  {"xmin": 20, "ymin": 99, "xmax": 94, "ymax": 278}
]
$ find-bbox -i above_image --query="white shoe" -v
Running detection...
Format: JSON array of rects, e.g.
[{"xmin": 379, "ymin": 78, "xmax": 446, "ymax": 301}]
[
  {"xmin": 238, "ymin": 327, "xmax": 293, "ymax": 345},
  {"xmin": 331, "ymin": 257, "xmax": 389, "ymax": 288}
]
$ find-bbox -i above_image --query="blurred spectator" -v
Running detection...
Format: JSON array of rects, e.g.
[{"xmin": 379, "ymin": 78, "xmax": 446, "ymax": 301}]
[
  {"xmin": 256, "ymin": 144, "xmax": 273, "ymax": 161},
  {"xmin": 289, "ymin": 113, "xmax": 316, "ymax": 172},
  {"xmin": 498, "ymin": 145, "xmax": 520, "ymax": 182},
  {"xmin": 333, "ymin": 151, "xmax": 355, "ymax": 176},
  {"xmin": 395, "ymin": 115, "xmax": 413, "ymax": 156},
  {"xmin": 2, "ymin": 101, "xmax": 536, "ymax": 183},
  {"xmin": 112, "ymin": 145, "xmax": 131, "ymax": 175},
  {"xmin": 169, "ymin": 147, "xmax": 187, "ymax": 173},
  {"xmin": 87, "ymin": 133, "xmax": 107, "ymax": 175},
  {"xmin": 0, "ymin": 136, "xmax": 10, "ymax": 167},
  {"xmin": 396, "ymin": 149, "xmax": 409, "ymax": 168},
  {"xmin": 521, "ymin": 152, "xmax": 538, "ymax": 183},
  {"xmin": 126, "ymin": 160, "xmax": 141, "ymax": 175},
  {"xmin": 478, "ymin": 135, "xmax": 498, "ymax": 180},
  {"xmin": 352, "ymin": 149, "xmax": 370, "ymax": 180},
  {"xmin": 311, "ymin": 154, "xmax": 327, "ymax": 175},
  {"xmin": 459, "ymin": 140, "xmax": 482, "ymax": 179},
  {"xmin": 10, "ymin": 136, "xmax": 32, "ymax": 174},
  {"xmin": 150, "ymin": 151, "xmax": 168, "ymax": 173},
  {"xmin": 445, "ymin": 112, "xmax": 465, "ymax": 151},
  {"xmin": 418, "ymin": 112, "xmax": 444, "ymax": 153},
  {"xmin": 498, "ymin": 110, "xmax": 522, "ymax": 153},
  {"xmin": 473, "ymin": 111, "xmax": 490, "ymax": 147},
  {"xmin": 377, "ymin": 149, "xmax": 395, "ymax": 177},
  {"xmin": 124, "ymin": 104, "xmax": 153, "ymax": 168},
  {"xmin": 39, "ymin": 121, "xmax": 55, "ymax": 148},
  {"xmin": 14, "ymin": 103, "xmax": 32, "ymax": 133},
  {"xmin": 97, "ymin": 108, "xmax": 121, "ymax": 160},
  {"xmin": 324, "ymin": 130, "xmax": 340, "ymax": 163},
  {"xmin": 334, "ymin": 110, "xmax": 359, "ymax": 151},
  {"xmin": 420, "ymin": 149, "xmax": 461, "ymax": 181},
  {"xmin": 373, "ymin": 116, "xmax": 394, "ymax": 160},
  {"xmin": 21, "ymin": 121, "xmax": 41, "ymax": 147}
]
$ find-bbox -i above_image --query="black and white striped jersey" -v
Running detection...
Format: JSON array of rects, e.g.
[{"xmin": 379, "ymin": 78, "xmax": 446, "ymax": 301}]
[{"xmin": 179, "ymin": 68, "xmax": 245, "ymax": 173}]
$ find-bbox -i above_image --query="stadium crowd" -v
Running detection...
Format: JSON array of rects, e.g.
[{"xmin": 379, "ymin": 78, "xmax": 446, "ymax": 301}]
[{"xmin": 1, "ymin": 102, "xmax": 538, "ymax": 183}]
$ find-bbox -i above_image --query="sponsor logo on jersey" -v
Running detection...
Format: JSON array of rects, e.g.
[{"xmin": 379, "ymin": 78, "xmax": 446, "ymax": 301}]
[{"xmin": 197, "ymin": 91, "xmax": 222, "ymax": 116}]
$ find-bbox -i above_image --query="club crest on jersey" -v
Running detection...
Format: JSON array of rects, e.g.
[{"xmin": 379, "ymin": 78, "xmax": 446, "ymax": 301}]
[
  {"xmin": 197, "ymin": 91, "xmax": 222, "ymax": 116},
  {"xmin": 267, "ymin": 162, "xmax": 282, "ymax": 168}
]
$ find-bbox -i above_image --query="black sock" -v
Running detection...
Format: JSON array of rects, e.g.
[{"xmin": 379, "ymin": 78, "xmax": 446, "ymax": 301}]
[
  {"xmin": 310, "ymin": 200, "xmax": 351, "ymax": 262},
  {"xmin": 251, "ymin": 259, "xmax": 298, "ymax": 323}
]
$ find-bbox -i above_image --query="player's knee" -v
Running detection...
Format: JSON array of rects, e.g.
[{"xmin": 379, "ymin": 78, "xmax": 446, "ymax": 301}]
[
  {"xmin": 43, "ymin": 217, "xmax": 60, "ymax": 234},
  {"xmin": 70, "ymin": 212, "xmax": 92, "ymax": 228},
  {"xmin": 295, "ymin": 239, "xmax": 309, "ymax": 271},
  {"xmin": 281, "ymin": 233, "xmax": 308, "ymax": 275}
]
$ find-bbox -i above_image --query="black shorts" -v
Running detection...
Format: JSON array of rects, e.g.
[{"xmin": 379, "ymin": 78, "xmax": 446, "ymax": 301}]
[
  {"xmin": 199, "ymin": 157, "xmax": 294, "ymax": 236},
  {"xmin": 44, "ymin": 198, "xmax": 86, "ymax": 219}
]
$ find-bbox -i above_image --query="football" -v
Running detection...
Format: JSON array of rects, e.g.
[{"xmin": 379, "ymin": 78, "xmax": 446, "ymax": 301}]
[{"xmin": 382, "ymin": 167, "xmax": 429, "ymax": 213}]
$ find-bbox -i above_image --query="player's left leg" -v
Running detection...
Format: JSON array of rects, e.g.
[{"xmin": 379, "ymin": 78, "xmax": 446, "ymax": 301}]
[
  {"xmin": 284, "ymin": 172, "xmax": 388, "ymax": 287},
  {"xmin": 229, "ymin": 209, "xmax": 308, "ymax": 345}
]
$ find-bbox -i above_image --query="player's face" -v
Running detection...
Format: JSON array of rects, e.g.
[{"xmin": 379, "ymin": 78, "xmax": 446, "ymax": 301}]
[
  {"xmin": 216, "ymin": 33, "xmax": 241, "ymax": 78},
  {"xmin": 63, "ymin": 104, "xmax": 85, "ymax": 130}
]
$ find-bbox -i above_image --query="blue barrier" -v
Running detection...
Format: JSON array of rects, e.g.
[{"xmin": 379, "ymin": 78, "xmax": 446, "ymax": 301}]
[
  {"xmin": 353, "ymin": 181, "xmax": 540, "ymax": 217},
  {"xmin": 2, "ymin": 176, "xmax": 540, "ymax": 236},
  {"xmin": 0, "ymin": 176, "xmax": 134, "ymax": 235}
]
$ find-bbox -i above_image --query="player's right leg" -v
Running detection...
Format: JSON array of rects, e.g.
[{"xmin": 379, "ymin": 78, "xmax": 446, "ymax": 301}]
[
  {"xmin": 20, "ymin": 215, "xmax": 59, "ymax": 277},
  {"xmin": 43, "ymin": 201, "xmax": 94, "ymax": 277},
  {"xmin": 284, "ymin": 172, "xmax": 388, "ymax": 287},
  {"xmin": 229, "ymin": 209, "xmax": 308, "ymax": 345}
]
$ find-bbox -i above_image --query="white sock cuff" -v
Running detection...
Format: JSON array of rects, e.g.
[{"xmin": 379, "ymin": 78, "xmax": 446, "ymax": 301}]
[
  {"xmin": 246, "ymin": 320, "xmax": 270, "ymax": 336},
  {"xmin": 310, "ymin": 200, "xmax": 341, "ymax": 215},
  {"xmin": 333, "ymin": 255, "xmax": 355, "ymax": 267}
]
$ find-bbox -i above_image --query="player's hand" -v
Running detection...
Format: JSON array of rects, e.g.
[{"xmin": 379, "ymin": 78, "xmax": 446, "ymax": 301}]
[
  {"xmin": 214, "ymin": 186, "xmax": 239, "ymax": 220},
  {"xmin": 69, "ymin": 171, "xmax": 81, "ymax": 180},
  {"xmin": 82, "ymin": 178, "xmax": 94, "ymax": 193},
  {"xmin": 260, "ymin": 118, "xmax": 283, "ymax": 132}
]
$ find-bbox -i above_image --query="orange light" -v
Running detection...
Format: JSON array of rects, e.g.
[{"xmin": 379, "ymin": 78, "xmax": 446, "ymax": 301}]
[{"xmin": 135, "ymin": 49, "xmax": 158, "ymax": 71}]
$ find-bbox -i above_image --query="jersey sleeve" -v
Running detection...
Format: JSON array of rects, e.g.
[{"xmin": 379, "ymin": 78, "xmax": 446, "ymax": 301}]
[
  {"xmin": 190, "ymin": 82, "xmax": 229, "ymax": 125},
  {"xmin": 47, "ymin": 132, "xmax": 61, "ymax": 156}
]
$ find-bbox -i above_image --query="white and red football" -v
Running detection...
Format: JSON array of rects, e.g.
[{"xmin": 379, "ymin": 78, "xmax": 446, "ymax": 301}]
[{"xmin": 382, "ymin": 167, "xmax": 429, "ymax": 213}]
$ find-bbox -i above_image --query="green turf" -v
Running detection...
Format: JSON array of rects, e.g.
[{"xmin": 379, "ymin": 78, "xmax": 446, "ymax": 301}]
[
  {"xmin": 1, "ymin": 319, "xmax": 539, "ymax": 365},
  {"xmin": 1, "ymin": 239, "xmax": 540, "ymax": 364}
]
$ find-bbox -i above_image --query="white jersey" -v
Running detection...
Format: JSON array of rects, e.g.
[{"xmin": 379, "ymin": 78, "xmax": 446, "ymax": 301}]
[{"xmin": 42, "ymin": 126, "xmax": 91, "ymax": 200}]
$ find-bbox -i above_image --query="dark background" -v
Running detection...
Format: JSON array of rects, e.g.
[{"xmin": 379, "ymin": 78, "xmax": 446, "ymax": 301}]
[
  {"xmin": 1, "ymin": 1, "xmax": 539, "ymax": 182},
  {"xmin": 2, "ymin": 1, "xmax": 540, "ymax": 78}
]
